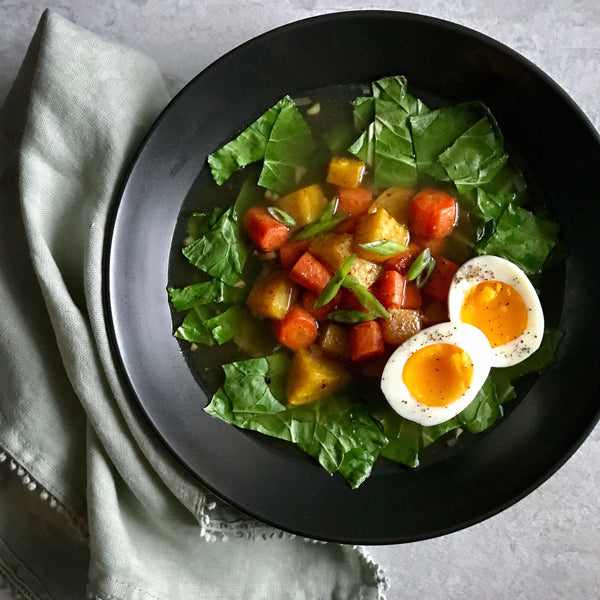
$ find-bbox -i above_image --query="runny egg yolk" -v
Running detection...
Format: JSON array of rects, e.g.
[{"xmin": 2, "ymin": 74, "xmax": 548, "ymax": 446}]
[
  {"xmin": 459, "ymin": 280, "xmax": 528, "ymax": 348},
  {"xmin": 402, "ymin": 343, "xmax": 474, "ymax": 407}
]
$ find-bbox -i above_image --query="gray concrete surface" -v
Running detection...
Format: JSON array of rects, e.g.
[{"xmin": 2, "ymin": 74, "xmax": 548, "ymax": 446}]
[{"xmin": 1, "ymin": 1, "xmax": 598, "ymax": 598}]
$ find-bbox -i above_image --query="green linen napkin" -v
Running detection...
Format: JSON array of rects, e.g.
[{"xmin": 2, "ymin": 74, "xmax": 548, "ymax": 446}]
[{"xmin": 0, "ymin": 10, "xmax": 386, "ymax": 600}]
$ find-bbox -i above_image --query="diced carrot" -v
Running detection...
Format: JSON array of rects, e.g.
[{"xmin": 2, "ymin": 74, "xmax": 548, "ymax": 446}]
[
  {"xmin": 350, "ymin": 320, "xmax": 385, "ymax": 362},
  {"xmin": 378, "ymin": 270, "xmax": 405, "ymax": 309},
  {"xmin": 402, "ymin": 281, "xmax": 422, "ymax": 309},
  {"xmin": 410, "ymin": 188, "xmax": 457, "ymax": 239},
  {"xmin": 289, "ymin": 252, "xmax": 331, "ymax": 293},
  {"xmin": 384, "ymin": 242, "xmax": 421, "ymax": 274},
  {"xmin": 274, "ymin": 306, "xmax": 318, "ymax": 351},
  {"xmin": 421, "ymin": 257, "xmax": 459, "ymax": 302},
  {"xmin": 279, "ymin": 238, "xmax": 311, "ymax": 270},
  {"xmin": 244, "ymin": 206, "xmax": 290, "ymax": 252},
  {"xmin": 336, "ymin": 186, "xmax": 373, "ymax": 216},
  {"xmin": 302, "ymin": 290, "xmax": 341, "ymax": 320}
]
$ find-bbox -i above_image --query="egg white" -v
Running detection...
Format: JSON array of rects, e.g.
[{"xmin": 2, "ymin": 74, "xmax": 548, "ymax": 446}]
[
  {"xmin": 380, "ymin": 322, "xmax": 493, "ymax": 426},
  {"xmin": 447, "ymin": 255, "xmax": 544, "ymax": 367}
]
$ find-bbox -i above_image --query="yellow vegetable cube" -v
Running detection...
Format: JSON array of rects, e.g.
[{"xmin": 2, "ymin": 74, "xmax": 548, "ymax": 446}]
[
  {"xmin": 276, "ymin": 184, "xmax": 327, "ymax": 226},
  {"xmin": 286, "ymin": 347, "xmax": 353, "ymax": 405},
  {"xmin": 354, "ymin": 208, "xmax": 410, "ymax": 263},
  {"xmin": 381, "ymin": 308, "xmax": 422, "ymax": 345},
  {"xmin": 246, "ymin": 271, "xmax": 299, "ymax": 320},
  {"xmin": 309, "ymin": 233, "xmax": 383, "ymax": 288},
  {"xmin": 369, "ymin": 187, "xmax": 415, "ymax": 224},
  {"xmin": 318, "ymin": 322, "xmax": 351, "ymax": 362},
  {"xmin": 326, "ymin": 156, "xmax": 366, "ymax": 188}
]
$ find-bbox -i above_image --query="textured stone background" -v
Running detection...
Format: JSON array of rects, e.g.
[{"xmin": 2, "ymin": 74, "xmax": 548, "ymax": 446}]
[{"xmin": 1, "ymin": 1, "xmax": 599, "ymax": 599}]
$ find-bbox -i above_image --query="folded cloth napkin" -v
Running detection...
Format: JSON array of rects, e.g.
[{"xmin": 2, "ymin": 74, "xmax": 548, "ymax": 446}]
[{"xmin": 0, "ymin": 10, "xmax": 386, "ymax": 600}]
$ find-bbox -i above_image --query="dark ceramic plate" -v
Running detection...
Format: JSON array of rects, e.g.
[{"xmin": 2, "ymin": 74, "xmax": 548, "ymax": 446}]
[{"xmin": 104, "ymin": 11, "xmax": 600, "ymax": 544}]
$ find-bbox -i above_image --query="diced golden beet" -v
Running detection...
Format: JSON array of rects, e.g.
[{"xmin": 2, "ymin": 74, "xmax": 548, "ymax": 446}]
[
  {"xmin": 277, "ymin": 184, "xmax": 327, "ymax": 226},
  {"xmin": 350, "ymin": 257, "xmax": 383, "ymax": 288},
  {"xmin": 318, "ymin": 322, "xmax": 351, "ymax": 362},
  {"xmin": 246, "ymin": 271, "xmax": 299, "ymax": 320},
  {"xmin": 326, "ymin": 157, "xmax": 366, "ymax": 188},
  {"xmin": 309, "ymin": 233, "xmax": 353, "ymax": 271},
  {"xmin": 354, "ymin": 208, "xmax": 410, "ymax": 263},
  {"xmin": 286, "ymin": 347, "xmax": 353, "ymax": 405},
  {"xmin": 369, "ymin": 187, "xmax": 415, "ymax": 224},
  {"xmin": 381, "ymin": 307, "xmax": 422, "ymax": 345},
  {"xmin": 309, "ymin": 233, "xmax": 383, "ymax": 288}
]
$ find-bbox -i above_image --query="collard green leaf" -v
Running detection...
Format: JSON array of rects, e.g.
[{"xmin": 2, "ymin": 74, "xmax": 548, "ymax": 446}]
[
  {"xmin": 186, "ymin": 208, "xmax": 225, "ymax": 241},
  {"xmin": 373, "ymin": 99, "xmax": 418, "ymax": 188},
  {"xmin": 220, "ymin": 355, "xmax": 288, "ymax": 414},
  {"xmin": 174, "ymin": 305, "xmax": 217, "ymax": 344},
  {"xmin": 257, "ymin": 97, "xmax": 315, "ymax": 194},
  {"xmin": 205, "ymin": 357, "xmax": 387, "ymax": 488},
  {"xmin": 182, "ymin": 206, "xmax": 247, "ymax": 285},
  {"xmin": 168, "ymin": 279, "xmax": 246, "ymax": 312},
  {"xmin": 410, "ymin": 102, "xmax": 484, "ymax": 181},
  {"xmin": 348, "ymin": 121, "xmax": 376, "ymax": 166},
  {"xmin": 476, "ymin": 204, "xmax": 559, "ymax": 274},
  {"xmin": 204, "ymin": 304, "xmax": 246, "ymax": 345},
  {"xmin": 374, "ymin": 406, "xmax": 422, "ymax": 467},
  {"xmin": 372, "ymin": 76, "xmax": 429, "ymax": 116},
  {"xmin": 352, "ymin": 96, "xmax": 375, "ymax": 132},
  {"xmin": 439, "ymin": 116, "xmax": 508, "ymax": 193},
  {"xmin": 208, "ymin": 98, "xmax": 287, "ymax": 185}
]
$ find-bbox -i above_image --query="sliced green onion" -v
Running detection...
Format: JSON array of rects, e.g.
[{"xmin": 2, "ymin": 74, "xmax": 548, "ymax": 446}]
[
  {"xmin": 342, "ymin": 275, "xmax": 389, "ymax": 320},
  {"xmin": 321, "ymin": 197, "xmax": 338, "ymax": 220},
  {"xmin": 294, "ymin": 214, "xmax": 347, "ymax": 240},
  {"xmin": 314, "ymin": 254, "xmax": 356, "ymax": 308},
  {"xmin": 358, "ymin": 239, "xmax": 407, "ymax": 256},
  {"xmin": 328, "ymin": 309, "xmax": 376, "ymax": 324},
  {"xmin": 407, "ymin": 248, "xmax": 436, "ymax": 288},
  {"xmin": 267, "ymin": 206, "xmax": 297, "ymax": 227}
]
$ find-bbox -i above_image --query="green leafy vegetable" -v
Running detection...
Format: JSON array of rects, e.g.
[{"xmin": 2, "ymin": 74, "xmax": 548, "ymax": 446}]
[
  {"xmin": 410, "ymin": 102, "xmax": 484, "ymax": 181},
  {"xmin": 342, "ymin": 275, "xmax": 389, "ymax": 319},
  {"xmin": 206, "ymin": 356, "xmax": 387, "ymax": 488},
  {"xmin": 358, "ymin": 239, "xmax": 407, "ymax": 256},
  {"xmin": 267, "ymin": 206, "xmax": 297, "ymax": 227},
  {"xmin": 372, "ymin": 76, "xmax": 429, "ymax": 116},
  {"xmin": 439, "ymin": 115, "xmax": 508, "ymax": 193},
  {"xmin": 314, "ymin": 254, "xmax": 356, "ymax": 308},
  {"xmin": 257, "ymin": 97, "xmax": 315, "ymax": 194},
  {"xmin": 208, "ymin": 98, "xmax": 287, "ymax": 185},
  {"xmin": 186, "ymin": 208, "xmax": 225, "ymax": 241},
  {"xmin": 348, "ymin": 121, "xmax": 376, "ymax": 166},
  {"xmin": 352, "ymin": 96, "xmax": 375, "ymax": 131},
  {"xmin": 168, "ymin": 279, "xmax": 247, "ymax": 311},
  {"xmin": 174, "ymin": 305, "xmax": 217, "ymax": 345},
  {"xmin": 204, "ymin": 304, "xmax": 246, "ymax": 345},
  {"xmin": 476, "ymin": 204, "xmax": 559, "ymax": 274},
  {"xmin": 373, "ymin": 99, "xmax": 418, "ymax": 188},
  {"xmin": 182, "ymin": 206, "xmax": 247, "ymax": 285}
]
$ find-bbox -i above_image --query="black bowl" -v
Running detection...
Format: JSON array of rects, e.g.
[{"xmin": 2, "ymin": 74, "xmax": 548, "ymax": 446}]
[{"xmin": 104, "ymin": 11, "xmax": 600, "ymax": 544}]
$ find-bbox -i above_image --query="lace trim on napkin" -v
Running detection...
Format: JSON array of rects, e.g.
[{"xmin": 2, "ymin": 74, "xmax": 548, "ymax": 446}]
[
  {"xmin": 0, "ymin": 560, "xmax": 39, "ymax": 600},
  {"xmin": 0, "ymin": 448, "xmax": 88, "ymax": 541}
]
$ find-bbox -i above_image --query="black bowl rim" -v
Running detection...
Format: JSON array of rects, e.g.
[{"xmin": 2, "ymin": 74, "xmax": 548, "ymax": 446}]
[{"xmin": 103, "ymin": 10, "xmax": 600, "ymax": 544}]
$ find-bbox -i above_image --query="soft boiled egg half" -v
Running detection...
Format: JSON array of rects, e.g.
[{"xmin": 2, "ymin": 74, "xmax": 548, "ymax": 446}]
[
  {"xmin": 447, "ymin": 255, "xmax": 544, "ymax": 367},
  {"xmin": 381, "ymin": 322, "xmax": 493, "ymax": 426}
]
